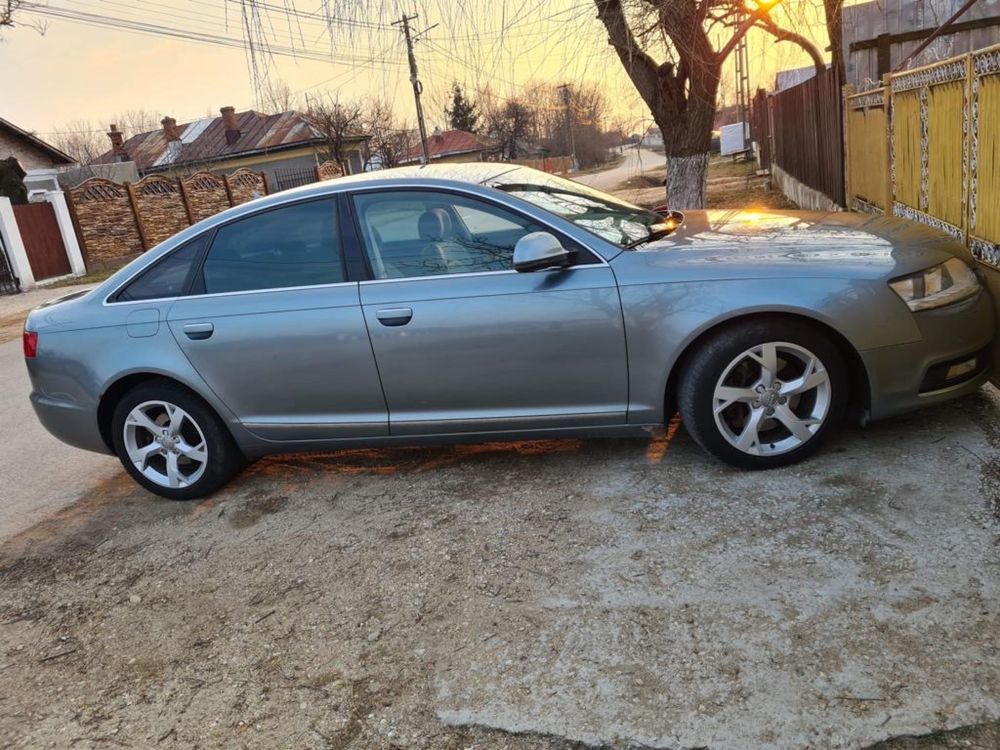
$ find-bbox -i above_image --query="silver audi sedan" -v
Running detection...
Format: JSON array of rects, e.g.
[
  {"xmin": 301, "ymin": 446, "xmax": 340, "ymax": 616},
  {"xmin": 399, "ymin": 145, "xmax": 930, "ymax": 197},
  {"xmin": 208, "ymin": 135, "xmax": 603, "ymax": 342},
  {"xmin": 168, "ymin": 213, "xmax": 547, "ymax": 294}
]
[{"xmin": 24, "ymin": 164, "xmax": 994, "ymax": 499}]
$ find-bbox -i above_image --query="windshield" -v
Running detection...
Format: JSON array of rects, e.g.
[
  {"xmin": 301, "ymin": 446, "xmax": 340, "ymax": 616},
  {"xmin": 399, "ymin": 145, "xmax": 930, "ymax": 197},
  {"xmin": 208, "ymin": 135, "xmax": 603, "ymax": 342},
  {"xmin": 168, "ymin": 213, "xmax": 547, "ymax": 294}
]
[{"xmin": 491, "ymin": 171, "xmax": 671, "ymax": 248}]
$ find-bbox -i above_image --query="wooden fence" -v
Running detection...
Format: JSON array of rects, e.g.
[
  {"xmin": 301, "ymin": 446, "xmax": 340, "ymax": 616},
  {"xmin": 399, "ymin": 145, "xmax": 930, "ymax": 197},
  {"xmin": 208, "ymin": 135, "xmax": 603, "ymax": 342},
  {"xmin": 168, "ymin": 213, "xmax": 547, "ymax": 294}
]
[
  {"xmin": 844, "ymin": 43, "xmax": 1000, "ymax": 267},
  {"xmin": 511, "ymin": 156, "xmax": 573, "ymax": 175},
  {"xmin": 66, "ymin": 168, "xmax": 268, "ymax": 268},
  {"xmin": 753, "ymin": 67, "xmax": 845, "ymax": 208}
]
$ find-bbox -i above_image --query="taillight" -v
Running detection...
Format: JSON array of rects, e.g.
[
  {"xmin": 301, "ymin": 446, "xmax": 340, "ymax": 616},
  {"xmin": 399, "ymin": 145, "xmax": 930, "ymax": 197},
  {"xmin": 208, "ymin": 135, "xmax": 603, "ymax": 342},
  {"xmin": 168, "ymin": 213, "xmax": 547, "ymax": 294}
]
[{"xmin": 23, "ymin": 330, "xmax": 37, "ymax": 358}]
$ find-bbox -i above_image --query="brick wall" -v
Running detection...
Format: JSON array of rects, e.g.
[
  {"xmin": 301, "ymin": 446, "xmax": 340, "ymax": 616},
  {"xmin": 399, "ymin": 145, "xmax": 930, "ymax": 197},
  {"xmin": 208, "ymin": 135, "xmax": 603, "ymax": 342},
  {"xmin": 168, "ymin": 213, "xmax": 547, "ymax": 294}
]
[
  {"xmin": 130, "ymin": 174, "xmax": 190, "ymax": 248},
  {"xmin": 67, "ymin": 168, "xmax": 269, "ymax": 268},
  {"xmin": 67, "ymin": 179, "xmax": 143, "ymax": 267}
]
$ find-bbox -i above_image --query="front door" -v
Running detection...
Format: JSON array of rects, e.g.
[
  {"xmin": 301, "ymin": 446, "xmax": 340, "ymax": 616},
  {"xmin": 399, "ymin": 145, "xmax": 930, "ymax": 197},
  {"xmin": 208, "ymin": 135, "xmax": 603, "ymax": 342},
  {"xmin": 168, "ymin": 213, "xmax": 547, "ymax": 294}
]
[
  {"xmin": 167, "ymin": 197, "xmax": 387, "ymax": 441},
  {"xmin": 351, "ymin": 189, "xmax": 628, "ymax": 435}
]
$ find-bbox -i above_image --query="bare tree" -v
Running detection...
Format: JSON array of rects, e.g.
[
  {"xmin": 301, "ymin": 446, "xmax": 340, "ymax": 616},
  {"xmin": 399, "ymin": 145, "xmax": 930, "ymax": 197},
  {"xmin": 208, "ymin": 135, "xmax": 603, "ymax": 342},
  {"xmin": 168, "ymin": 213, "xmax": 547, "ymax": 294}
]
[
  {"xmin": 49, "ymin": 121, "xmax": 106, "ymax": 166},
  {"xmin": 235, "ymin": 0, "xmax": 824, "ymax": 206},
  {"xmin": 482, "ymin": 96, "xmax": 536, "ymax": 161},
  {"xmin": 594, "ymin": 0, "xmax": 824, "ymax": 207},
  {"xmin": 364, "ymin": 100, "xmax": 408, "ymax": 170},
  {"xmin": 260, "ymin": 79, "xmax": 299, "ymax": 113},
  {"xmin": 1, "ymin": 0, "xmax": 18, "ymax": 28},
  {"xmin": 823, "ymin": 0, "xmax": 845, "ymax": 81},
  {"xmin": 306, "ymin": 96, "xmax": 365, "ymax": 170},
  {"xmin": 116, "ymin": 109, "xmax": 162, "ymax": 137},
  {"xmin": 2, "ymin": 0, "xmax": 46, "ymax": 34}
]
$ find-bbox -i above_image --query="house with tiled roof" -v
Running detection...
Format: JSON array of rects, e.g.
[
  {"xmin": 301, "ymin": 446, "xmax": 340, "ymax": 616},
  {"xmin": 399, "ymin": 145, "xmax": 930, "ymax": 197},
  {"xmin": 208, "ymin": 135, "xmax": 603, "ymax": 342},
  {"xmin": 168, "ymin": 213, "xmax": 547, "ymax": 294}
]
[
  {"xmin": 95, "ymin": 106, "xmax": 368, "ymax": 192},
  {"xmin": 400, "ymin": 128, "xmax": 498, "ymax": 165}
]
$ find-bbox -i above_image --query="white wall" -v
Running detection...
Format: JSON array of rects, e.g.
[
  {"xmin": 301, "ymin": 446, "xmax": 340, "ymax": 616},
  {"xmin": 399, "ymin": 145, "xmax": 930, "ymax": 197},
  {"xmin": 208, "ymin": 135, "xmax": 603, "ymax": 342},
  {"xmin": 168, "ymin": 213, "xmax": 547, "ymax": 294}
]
[{"xmin": 0, "ymin": 197, "xmax": 36, "ymax": 291}]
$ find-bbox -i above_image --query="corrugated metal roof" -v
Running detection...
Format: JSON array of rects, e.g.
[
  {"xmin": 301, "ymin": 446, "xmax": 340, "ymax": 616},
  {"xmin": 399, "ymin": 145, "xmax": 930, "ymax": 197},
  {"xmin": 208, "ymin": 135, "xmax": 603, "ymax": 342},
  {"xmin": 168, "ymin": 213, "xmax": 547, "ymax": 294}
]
[
  {"xmin": 402, "ymin": 129, "xmax": 495, "ymax": 163},
  {"xmin": 95, "ymin": 109, "xmax": 365, "ymax": 171}
]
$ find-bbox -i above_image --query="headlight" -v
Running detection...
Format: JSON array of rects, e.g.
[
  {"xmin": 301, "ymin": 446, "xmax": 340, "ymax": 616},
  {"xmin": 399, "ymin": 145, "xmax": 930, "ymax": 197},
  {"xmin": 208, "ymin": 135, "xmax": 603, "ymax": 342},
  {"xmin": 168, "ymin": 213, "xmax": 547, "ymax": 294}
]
[{"xmin": 888, "ymin": 258, "xmax": 980, "ymax": 311}]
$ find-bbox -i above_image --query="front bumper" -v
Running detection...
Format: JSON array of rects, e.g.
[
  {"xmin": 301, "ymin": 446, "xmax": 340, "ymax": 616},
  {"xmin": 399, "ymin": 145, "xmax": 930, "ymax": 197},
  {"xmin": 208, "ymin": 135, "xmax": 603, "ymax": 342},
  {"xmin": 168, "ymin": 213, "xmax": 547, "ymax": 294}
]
[
  {"xmin": 30, "ymin": 392, "xmax": 111, "ymax": 455},
  {"xmin": 861, "ymin": 290, "xmax": 995, "ymax": 421}
]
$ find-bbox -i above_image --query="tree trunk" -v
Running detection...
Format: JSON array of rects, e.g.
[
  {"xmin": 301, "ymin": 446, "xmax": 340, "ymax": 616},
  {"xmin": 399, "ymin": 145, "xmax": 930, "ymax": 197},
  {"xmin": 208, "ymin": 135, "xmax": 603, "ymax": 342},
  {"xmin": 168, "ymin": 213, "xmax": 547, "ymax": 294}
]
[
  {"xmin": 658, "ymin": 76, "xmax": 717, "ymax": 209},
  {"xmin": 665, "ymin": 153, "xmax": 709, "ymax": 209}
]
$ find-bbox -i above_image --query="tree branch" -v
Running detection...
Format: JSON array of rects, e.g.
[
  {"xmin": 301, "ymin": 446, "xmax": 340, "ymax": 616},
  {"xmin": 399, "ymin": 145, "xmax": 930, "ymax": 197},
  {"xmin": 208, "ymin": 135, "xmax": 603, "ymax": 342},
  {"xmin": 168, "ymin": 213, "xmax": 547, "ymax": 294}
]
[
  {"xmin": 594, "ymin": 0, "xmax": 664, "ymax": 116},
  {"xmin": 755, "ymin": 15, "xmax": 826, "ymax": 73}
]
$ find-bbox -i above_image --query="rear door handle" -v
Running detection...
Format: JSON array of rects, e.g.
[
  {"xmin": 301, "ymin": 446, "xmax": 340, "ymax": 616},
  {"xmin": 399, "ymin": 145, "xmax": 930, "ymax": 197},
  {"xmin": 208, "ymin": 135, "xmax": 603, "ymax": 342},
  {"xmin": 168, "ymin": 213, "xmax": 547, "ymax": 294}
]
[
  {"xmin": 183, "ymin": 322, "xmax": 214, "ymax": 340},
  {"xmin": 376, "ymin": 307, "xmax": 413, "ymax": 327}
]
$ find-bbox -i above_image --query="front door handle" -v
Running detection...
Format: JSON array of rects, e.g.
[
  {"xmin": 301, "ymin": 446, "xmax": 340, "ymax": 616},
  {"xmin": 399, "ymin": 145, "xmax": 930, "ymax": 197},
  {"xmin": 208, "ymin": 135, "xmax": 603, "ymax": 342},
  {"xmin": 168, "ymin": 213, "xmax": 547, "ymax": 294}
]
[
  {"xmin": 376, "ymin": 307, "xmax": 413, "ymax": 327},
  {"xmin": 183, "ymin": 322, "xmax": 214, "ymax": 340}
]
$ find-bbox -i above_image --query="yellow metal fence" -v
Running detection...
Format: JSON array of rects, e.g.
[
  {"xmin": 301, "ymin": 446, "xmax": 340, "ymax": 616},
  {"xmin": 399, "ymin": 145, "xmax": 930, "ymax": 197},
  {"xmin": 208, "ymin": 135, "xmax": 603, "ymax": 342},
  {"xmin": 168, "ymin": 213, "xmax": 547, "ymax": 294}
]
[{"xmin": 844, "ymin": 43, "xmax": 1000, "ymax": 267}]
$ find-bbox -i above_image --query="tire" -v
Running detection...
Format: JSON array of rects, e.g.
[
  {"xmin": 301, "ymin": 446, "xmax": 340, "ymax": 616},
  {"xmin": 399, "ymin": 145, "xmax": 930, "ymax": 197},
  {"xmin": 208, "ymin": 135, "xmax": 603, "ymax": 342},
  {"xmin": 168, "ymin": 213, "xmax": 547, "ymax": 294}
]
[
  {"xmin": 111, "ymin": 379, "xmax": 244, "ymax": 500},
  {"xmin": 677, "ymin": 318, "xmax": 848, "ymax": 469}
]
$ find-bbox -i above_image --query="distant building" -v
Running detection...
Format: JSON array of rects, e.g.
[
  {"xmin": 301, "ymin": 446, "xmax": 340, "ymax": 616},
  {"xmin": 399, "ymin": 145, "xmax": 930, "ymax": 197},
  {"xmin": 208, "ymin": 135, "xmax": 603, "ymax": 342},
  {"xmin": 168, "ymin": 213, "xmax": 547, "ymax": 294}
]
[
  {"xmin": 640, "ymin": 126, "xmax": 664, "ymax": 148},
  {"xmin": 400, "ymin": 128, "xmax": 498, "ymax": 164},
  {"xmin": 0, "ymin": 117, "xmax": 74, "ymax": 171},
  {"xmin": 94, "ymin": 107, "xmax": 368, "ymax": 192}
]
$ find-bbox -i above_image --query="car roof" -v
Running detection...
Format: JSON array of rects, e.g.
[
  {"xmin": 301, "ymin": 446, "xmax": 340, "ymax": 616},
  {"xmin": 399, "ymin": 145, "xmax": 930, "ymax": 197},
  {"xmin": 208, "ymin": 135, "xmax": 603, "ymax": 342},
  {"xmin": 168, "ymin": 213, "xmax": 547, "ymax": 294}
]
[{"xmin": 321, "ymin": 162, "xmax": 530, "ymax": 189}]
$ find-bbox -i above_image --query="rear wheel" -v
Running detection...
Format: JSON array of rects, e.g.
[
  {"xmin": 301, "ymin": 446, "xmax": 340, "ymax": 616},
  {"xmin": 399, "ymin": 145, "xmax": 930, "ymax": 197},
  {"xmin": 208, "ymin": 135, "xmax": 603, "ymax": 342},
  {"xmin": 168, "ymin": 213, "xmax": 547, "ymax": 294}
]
[
  {"xmin": 111, "ymin": 380, "xmax": 243, "ymax": 500},
  {"xmin": 677, "ymin": 319, "xmax": 847, "ymax": 469}
]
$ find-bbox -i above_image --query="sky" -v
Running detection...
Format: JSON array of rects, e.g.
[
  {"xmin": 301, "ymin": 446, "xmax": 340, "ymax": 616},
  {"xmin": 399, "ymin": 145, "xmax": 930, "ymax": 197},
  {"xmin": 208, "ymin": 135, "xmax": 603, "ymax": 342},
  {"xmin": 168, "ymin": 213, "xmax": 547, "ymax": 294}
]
[{"xmin": 1, "ymin": 0, "xmax": 832, "ymax": 143}]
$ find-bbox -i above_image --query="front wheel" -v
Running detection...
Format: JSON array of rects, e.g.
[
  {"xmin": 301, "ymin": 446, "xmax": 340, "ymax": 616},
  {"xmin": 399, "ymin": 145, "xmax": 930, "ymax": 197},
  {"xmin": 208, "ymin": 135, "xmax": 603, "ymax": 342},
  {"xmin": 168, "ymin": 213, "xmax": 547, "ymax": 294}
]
[
  {"xmin": 111, "ymin": 380, "xmax": 243, "ymax": 500},
  {"xmin": 677, "ymin": 319, "xmax": 847, "ymax": 469}
]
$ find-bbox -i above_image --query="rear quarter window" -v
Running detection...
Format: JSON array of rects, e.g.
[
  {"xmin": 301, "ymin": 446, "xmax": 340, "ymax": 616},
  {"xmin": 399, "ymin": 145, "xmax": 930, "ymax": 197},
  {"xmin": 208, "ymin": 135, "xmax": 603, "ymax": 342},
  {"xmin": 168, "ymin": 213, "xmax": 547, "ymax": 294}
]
[{"xmin": 113, "ymin": 236, "xmax": 207, "ymax": 302}]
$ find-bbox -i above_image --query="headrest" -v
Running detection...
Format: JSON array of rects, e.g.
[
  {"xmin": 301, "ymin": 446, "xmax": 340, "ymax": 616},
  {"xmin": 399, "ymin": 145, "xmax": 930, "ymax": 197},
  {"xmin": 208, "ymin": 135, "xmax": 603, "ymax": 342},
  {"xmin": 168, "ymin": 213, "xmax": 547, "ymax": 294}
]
[{"xmin": 418, "ymin": 208, "xmax": 453, "ymax": 241}]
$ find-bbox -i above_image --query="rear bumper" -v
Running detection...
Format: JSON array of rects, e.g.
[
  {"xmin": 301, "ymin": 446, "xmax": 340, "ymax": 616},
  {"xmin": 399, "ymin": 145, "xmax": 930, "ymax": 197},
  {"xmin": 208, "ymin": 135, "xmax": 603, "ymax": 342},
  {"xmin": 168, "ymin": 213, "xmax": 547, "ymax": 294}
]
[
  {"xmin": 30, "ymin": 392, "xmax": 111, "ymax": 455},
  {"xmin": 862, "ymin": 291, "xmax": 994, "ymax": 421}
]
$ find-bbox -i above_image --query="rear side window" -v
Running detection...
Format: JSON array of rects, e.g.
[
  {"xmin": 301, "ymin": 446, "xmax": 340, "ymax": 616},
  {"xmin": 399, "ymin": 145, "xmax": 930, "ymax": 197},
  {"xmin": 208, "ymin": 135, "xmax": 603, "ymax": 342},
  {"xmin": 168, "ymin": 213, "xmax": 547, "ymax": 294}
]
[
  {"xmin": 115, "ymin": 236, "xmax": 205, "ymax": 302},
  {"xmin": 200, "ymin": 199, "xmax": 344, "ymax": 294}
]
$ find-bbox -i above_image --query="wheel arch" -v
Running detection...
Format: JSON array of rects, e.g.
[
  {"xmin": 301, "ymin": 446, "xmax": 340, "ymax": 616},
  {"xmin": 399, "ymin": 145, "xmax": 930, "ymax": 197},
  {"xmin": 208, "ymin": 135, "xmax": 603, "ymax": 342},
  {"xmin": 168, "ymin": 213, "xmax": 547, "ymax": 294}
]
[
  {"xmin": 97, "ymin": 372, "xmax": 234, "ymax": 453},
  {"xmin": 663, "ymin": 311, "xmax": 871, "ymax": 423}
]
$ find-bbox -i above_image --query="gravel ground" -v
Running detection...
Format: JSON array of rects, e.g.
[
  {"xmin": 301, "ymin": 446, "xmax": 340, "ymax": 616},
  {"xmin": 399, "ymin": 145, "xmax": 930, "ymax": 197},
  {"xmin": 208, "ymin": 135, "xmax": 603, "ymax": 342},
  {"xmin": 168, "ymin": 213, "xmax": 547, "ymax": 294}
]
[{"xmin": 1, "ymin": 389, "xmax": 999, "ymax": 749}]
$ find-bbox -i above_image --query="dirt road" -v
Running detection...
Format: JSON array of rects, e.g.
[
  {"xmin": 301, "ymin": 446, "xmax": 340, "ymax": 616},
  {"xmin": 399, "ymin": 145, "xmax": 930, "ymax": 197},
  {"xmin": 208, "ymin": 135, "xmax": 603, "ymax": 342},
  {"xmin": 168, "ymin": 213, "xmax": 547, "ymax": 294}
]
[{"xmin": 2, "ymin": 386, "xmax": 998, "ymax": 748}]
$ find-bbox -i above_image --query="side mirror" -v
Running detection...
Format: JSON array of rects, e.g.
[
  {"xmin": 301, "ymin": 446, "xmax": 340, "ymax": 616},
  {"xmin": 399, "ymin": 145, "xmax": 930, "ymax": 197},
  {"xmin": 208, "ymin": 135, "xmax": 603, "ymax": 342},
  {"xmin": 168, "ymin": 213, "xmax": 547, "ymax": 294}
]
[{"xmin": 513, "ymin": 232, "xmax": 572, "ymax": 272}]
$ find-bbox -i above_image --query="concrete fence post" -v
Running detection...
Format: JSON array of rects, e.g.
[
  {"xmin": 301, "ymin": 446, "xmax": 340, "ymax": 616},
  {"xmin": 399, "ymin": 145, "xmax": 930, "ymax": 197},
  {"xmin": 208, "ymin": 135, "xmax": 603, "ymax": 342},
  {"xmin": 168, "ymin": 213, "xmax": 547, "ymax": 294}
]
[
  {"xmin": 0, "ymin": 197, "xmax": 35, "ymax": 291},
  {"xmin": 43, "ymin": 190, "xmax": 87, "ymax": 277}
]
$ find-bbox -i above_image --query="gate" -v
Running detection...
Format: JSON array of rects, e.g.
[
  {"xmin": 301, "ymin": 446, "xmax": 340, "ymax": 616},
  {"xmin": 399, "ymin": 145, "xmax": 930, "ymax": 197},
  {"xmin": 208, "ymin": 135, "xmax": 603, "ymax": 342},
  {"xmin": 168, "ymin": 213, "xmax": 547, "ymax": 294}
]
[
  {"xmin": 0, "ymin": 233, "xmax": 19, "ymax": 294},
  {"xmin": 844, "ymin": 43, "xmax": 1000, "ymax": 381},
  {"xmin": 12, "ymin": 203, "xmax": 71, "ymax": 281}
]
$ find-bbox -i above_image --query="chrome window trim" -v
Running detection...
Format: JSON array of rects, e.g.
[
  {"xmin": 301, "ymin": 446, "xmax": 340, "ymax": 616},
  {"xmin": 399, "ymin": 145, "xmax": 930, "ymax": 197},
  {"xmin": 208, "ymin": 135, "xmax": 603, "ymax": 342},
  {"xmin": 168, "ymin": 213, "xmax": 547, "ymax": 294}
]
[
  {"xmin": 101, "ymin": 279, "xmax": 360, "ymax": 307},
  {"xmin": 105, "ymin": 194, "xmax": 345, "ymax": 306},
  {"xmin": 104, "ymin": 179, "xmax": 611, "ymax": 306}
]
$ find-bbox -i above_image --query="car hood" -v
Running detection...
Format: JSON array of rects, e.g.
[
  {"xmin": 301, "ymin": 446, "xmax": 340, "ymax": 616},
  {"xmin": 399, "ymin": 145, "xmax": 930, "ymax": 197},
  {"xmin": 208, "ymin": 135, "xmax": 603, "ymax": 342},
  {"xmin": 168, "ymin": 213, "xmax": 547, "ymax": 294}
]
[{"xmin": 624, "ymin": 209, "xmax": 972, "ymax": 281}]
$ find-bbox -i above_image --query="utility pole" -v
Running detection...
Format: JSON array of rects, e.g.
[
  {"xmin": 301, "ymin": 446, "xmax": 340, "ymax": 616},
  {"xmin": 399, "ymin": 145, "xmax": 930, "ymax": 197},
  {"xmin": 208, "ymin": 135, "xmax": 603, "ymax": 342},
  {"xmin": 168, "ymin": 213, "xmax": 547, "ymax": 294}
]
[
  {"xmin": 394, "ymin": 13, "xmax": 430, "ymax": 165},
  {"xmin": 557, "ymin": 83, "xmax": 576, "ymax": 169}
]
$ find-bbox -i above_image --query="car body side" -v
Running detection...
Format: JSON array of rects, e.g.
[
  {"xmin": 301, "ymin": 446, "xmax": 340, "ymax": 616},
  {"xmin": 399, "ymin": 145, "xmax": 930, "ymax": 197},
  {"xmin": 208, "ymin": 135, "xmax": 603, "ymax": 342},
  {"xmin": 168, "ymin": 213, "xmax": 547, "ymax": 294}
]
[{"xmin": 24, "ymin": 175, "xmax": 995, "ymax": 459}]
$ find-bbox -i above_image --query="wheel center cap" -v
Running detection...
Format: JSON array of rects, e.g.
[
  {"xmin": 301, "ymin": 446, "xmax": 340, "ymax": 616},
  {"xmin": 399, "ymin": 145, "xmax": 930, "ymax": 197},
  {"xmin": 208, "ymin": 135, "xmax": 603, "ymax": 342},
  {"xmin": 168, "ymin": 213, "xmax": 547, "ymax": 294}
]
[{"xmin": 760, "ymin": 390, "xmax": 780, "ymax": 408}]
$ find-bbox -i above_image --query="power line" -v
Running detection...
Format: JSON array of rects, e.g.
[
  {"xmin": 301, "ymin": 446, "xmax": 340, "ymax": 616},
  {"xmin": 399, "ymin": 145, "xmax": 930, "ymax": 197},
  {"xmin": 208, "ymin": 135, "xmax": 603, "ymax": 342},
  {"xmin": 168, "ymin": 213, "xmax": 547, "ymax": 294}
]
[{"xmin": 19, "ymin": 2, "xmax": 407, "ymax": 67}]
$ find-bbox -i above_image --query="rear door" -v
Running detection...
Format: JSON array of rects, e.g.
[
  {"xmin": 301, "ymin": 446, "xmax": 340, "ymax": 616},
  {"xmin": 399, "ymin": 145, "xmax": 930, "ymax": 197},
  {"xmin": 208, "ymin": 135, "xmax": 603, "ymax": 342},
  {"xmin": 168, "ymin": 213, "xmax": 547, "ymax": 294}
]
[
  {"xmin": 351, "ymin": 188, "xmax": 629, "ymax": 436},
  {"xmin": 167, "ymin": 197, "xmax": 387, "ymax": 442}
]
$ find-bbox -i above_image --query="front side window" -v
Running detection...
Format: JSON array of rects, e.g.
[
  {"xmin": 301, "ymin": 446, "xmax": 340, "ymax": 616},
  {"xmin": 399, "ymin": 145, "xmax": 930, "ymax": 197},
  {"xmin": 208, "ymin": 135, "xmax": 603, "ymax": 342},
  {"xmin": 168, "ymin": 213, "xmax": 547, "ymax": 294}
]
[
  {"xmin": 200, "ymin": 199, "xmax": 344, "ymax": 294},
  {"xmin": 492, "ymin": 172, "xmax": 666, "ymax": 248},
  {"xmin": 352, "ymin": 190, "xmax": 586, "ymax": 280},
  {"xmin": 115, "ymin": 236, "xmax": 206, "ymax": 302}
]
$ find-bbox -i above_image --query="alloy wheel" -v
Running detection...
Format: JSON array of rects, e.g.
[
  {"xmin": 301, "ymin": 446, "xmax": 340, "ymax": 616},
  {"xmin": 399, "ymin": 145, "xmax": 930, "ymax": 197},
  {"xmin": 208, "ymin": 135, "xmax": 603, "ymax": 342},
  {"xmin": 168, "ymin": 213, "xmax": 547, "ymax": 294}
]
[
  {"xmin": 712, "ymin": 341, "xmax": 832, "ymax": 456},
  {"xmin": 123, "ymin": 400, "xmax": 209, "ymax": 489}
]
